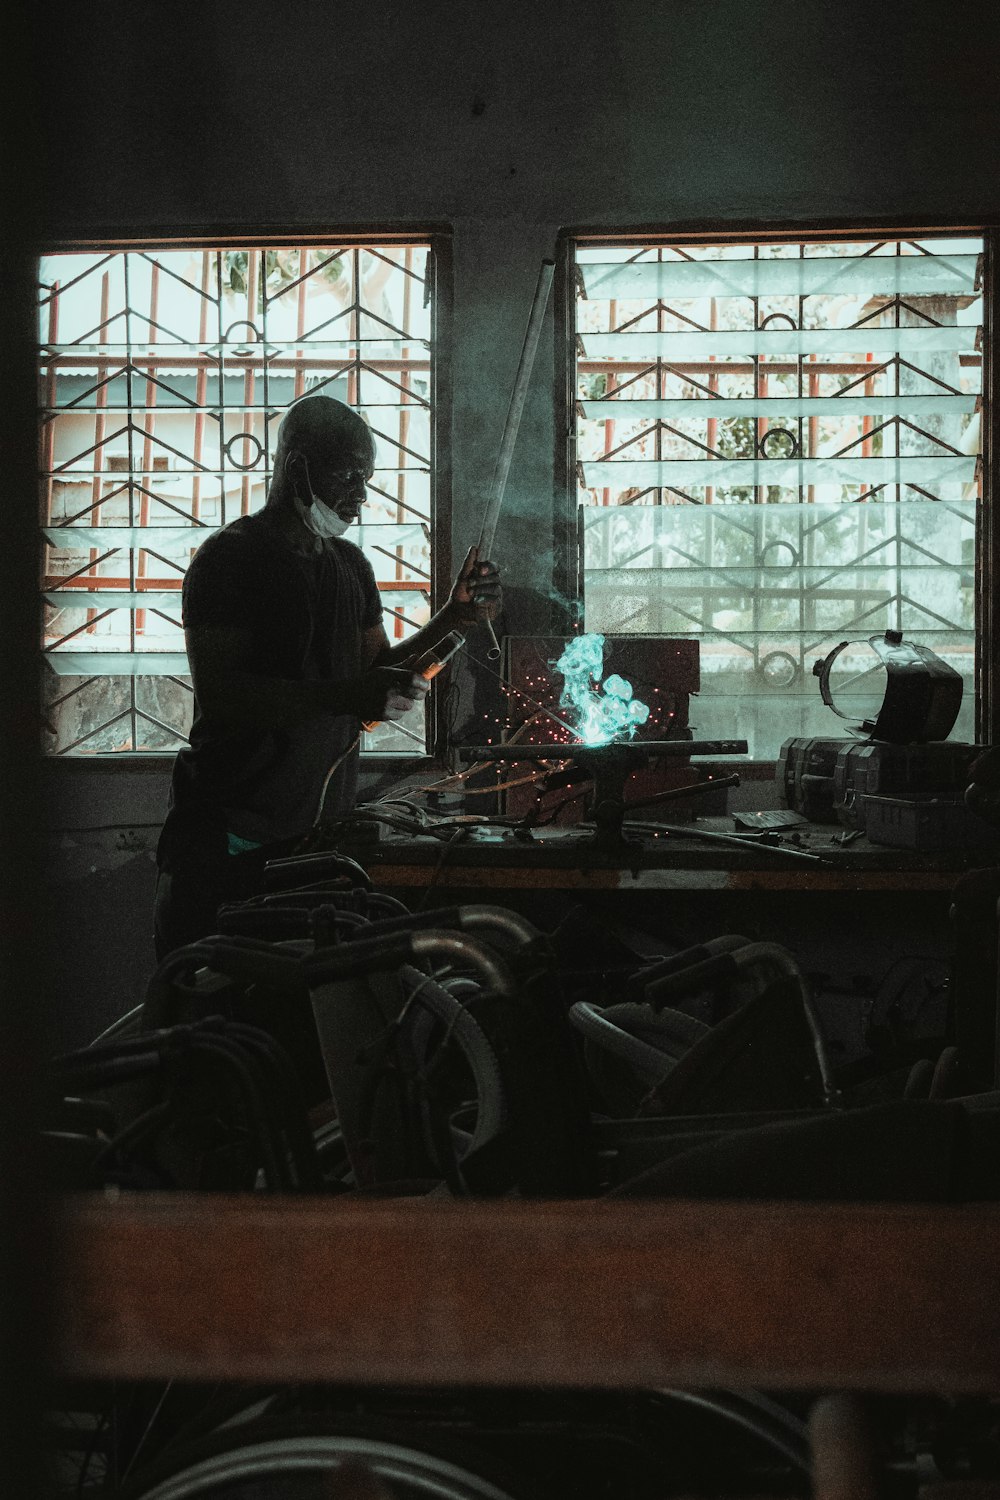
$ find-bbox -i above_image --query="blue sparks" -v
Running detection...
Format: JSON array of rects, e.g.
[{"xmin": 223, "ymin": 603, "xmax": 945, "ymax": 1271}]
[{"xmin": 553, "ymin": 633, "xmax": 650, "ymax": 746}]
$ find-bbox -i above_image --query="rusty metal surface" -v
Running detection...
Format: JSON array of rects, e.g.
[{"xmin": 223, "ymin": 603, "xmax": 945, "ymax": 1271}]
[{"xmin": 52, "ymin": 1195, "xmax": 1000, "ymax": 1392}]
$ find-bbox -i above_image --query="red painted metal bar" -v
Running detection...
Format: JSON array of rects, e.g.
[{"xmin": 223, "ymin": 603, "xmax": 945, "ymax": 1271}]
[
  {"xmin": 601, "ymin": 297, "xmax": 619, "ymax": 509},
  {"xmin": 294, "ymin": 245, "xmax": 309, "ymax": 401},
  {"xmin": 84, "ymin": 271, "xmax": 111, "ymax": 635},
  {"xmin": 135, "ymin": 260, "xmax": 160, "ymax": 635},
  {"xmin": 44, "ymin": 576, "xmax": 183, "ymax": 590},
  {"xmin": 860, "ymin": 350, "xmax": 876, "ymax": 499},
  {"xmin": 41, "ymin": 280, "xmax": 59, "ymax": 526}
]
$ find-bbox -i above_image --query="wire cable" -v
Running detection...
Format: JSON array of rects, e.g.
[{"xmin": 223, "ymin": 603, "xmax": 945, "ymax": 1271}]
[
  {"xmin": 387, "ymin": 711, "xmax": 556, "ymax": 800},
  {"xmin": 312, "ymin": 730, "xmax": 361, "ymax": 827},
  {"xmin": 446, "ymin": 768, "xmax": 560, "ymax": 798},
  {"xmin": 415, "ymin": 827, "xmax": 469, "ymax": 911}
]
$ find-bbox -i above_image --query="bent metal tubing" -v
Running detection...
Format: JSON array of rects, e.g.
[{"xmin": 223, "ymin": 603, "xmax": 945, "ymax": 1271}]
[
  {"xmin": 407, "ymin": 930, "xmax": 514, "ymax": 996},
  {"xmin": 453, "ymin": 905, "xmax": 541, "ymax": 950},
  {"xmin": 288, "ymin": 904, "xmax": 543, "ymax": 956},
  {"xmin": 160, "ymin": 929, "xmax": 518, "ymax": 999}
]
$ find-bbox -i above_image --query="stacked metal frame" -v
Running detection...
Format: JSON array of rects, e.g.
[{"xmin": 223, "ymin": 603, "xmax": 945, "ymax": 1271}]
[
  {"xmin": 38, "ymin": 241, "xmax": 437, "ymax": 756},
  {"xmin": 572, "ymin": 236, "xmax": 985, "ymax": 758}
]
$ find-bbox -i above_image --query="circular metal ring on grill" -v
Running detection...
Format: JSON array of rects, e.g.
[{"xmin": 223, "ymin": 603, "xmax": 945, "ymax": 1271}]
[
  {"xmin": 224, "ymin": 432, "xmax": 264, "ymax": 470},
  {"xmin": 221, "ymin": 318, "xmax": 263, "ymax": 345},
  {"xmin": 756, "ymin": 427, "xmax": 799, "ymax": 459},
  {"xmin": 758, "ymin": 311, "xmax": 798, "ymax": 330},
  {"xmin": 757, "ymin": 649, "xmax": 800, "ymax": 688},
  {"xmin": 758, "ymin": 537, "xmax": 799, "ymax": 567}
]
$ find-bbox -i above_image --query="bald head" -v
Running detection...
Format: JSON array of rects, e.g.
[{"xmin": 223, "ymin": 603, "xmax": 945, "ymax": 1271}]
[
  {"xmin": 273, "ymin": 394, "xmax": 375, "ymax": 475},
  {"xmin": 268, "ymin": 394, "xmax": 377, "ymax": 537}
]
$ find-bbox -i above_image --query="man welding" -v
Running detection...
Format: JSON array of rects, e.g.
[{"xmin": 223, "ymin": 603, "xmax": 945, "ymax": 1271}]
[{"xmin": 154, "ymin": 393, "xmax": 500, "ymax": 959}]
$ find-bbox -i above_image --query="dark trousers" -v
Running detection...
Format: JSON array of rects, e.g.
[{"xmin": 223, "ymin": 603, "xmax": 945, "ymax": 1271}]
[{"xmin": 153, "ymin": 843, "xmax": 272, "ymax": 961}]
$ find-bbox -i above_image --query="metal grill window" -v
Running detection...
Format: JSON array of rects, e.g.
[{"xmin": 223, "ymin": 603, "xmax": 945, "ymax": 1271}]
[
  {"xmin": 573, "ymin": 235, "xmax": 984, "ymax": 758},
  {"xmin": 39, "ymin": 242, "xmax": 436, "ymax": 755}
]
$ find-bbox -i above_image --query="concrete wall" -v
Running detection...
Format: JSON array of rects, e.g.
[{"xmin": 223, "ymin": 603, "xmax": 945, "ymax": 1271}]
[{"xmin": 39, "ymin": 0, "xmax": 999, "ymax": 1043}]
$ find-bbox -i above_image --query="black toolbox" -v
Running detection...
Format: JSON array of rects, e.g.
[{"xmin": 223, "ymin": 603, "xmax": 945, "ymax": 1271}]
[
  {"xmin": 776, "ymin": 737, "xmax": 849, "ymax": 824},
  {"xmin": 832, "ymin": 741, "xmax": 982, "ymax": 833}
]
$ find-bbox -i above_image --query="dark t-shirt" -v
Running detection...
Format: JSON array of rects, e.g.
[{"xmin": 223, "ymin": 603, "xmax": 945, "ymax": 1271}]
[{"xmin": 158, "ymin": 510, "xmax": 382, "ymax": 865}]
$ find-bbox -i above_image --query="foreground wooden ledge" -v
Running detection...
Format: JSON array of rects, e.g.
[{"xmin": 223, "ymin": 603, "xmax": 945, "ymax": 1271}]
[{"xmin": 52, "ymin": 1195, "xmax": 1000, "ymax": 1393}]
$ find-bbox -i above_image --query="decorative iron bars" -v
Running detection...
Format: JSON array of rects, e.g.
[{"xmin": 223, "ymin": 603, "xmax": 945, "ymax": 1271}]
[
  {"xmin": 39, "ymin": 242, "xmax": 435, "ymax": 754},
  {"xmin": 573, "ymin": 235, "xmax": 984, "ymax": 757}
]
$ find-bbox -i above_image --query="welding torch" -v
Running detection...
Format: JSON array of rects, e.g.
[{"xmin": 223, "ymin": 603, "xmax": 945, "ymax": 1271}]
[
  {"xmin": 361, "ymin": 628, "xmax": 466, "ymax": 731},
  {"xmin": 473, "ymin": 258, "xmax": 556, "ymax": 658}
]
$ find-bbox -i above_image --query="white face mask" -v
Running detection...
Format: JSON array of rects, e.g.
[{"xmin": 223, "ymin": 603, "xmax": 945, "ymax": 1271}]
[
  {"xmin": 294, "ymin": 491, "xmax": 351, "ymax": 539},
  {"xmin": 292, "ymin": 453, "xmax": 354, "ymax": 539}
]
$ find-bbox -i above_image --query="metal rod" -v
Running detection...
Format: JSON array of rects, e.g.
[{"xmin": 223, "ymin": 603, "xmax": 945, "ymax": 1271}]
[
  {"xmin": 459, "ymin": 740, "xmax": 748, "ymax": 762},
  {"xmin": 477, "ymin": 259, "xmax": 555, "ymax": 559}
]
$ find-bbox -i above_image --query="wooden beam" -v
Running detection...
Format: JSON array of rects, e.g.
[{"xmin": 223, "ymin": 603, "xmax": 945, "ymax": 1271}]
[{"xmin": 52, "ymin": 1196, "xmax": 1000, "ymax": 1393}]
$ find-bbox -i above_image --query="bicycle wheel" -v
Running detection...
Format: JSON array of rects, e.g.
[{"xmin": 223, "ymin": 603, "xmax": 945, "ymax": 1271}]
[{"xmin": 122, "ymin": 1417, "xmax": 545, "ymax": 1500}]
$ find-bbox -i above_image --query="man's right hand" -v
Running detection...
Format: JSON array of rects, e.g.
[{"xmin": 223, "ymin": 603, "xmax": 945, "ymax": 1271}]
[{"xmin": 353, "ymin": 666, "xmax": 430, "ymax": 724}]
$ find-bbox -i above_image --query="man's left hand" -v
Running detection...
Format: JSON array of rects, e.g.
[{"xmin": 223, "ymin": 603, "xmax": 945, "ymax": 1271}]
[{"xmin": 449, "ymin": 545, "xmax": 502, "ymax": 624}]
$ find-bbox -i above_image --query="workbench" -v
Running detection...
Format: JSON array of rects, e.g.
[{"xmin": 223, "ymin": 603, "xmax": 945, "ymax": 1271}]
[{"xmin": 357, "ymin": 817, "xmax": 993, "ymax": 894}]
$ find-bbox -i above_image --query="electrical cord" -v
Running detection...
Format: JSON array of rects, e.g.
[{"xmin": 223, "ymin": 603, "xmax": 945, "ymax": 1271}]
[
  {"xmin": 390, "ymin": 711, "xmax": 555, "ymax": 801},
  {"xmin": 528, "ymin": 786, "xmax": 590, "ymax": 828},
  {"xmin": 373, "ymin": 796, "xmax": 434, "ymax": 827},
  {"xmin": 312, "ymin": 730, "xmax": 362, "ymax": 827},
  {"xmin": 453, "ymin": 768, "xmax": 564, "ymax": 797},
  {"xmin": 313, "ymin": 634, "xmax": 535, "ymax": 826},
  {"xmin": 415, "ymin": 827, "xmax": 469, "ymax": 911},
  {"xmin": 332, "ymin": 804, "xmax": 495, "ymax": 842}
]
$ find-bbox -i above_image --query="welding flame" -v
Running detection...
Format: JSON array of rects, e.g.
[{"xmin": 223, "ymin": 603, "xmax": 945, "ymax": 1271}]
[{"xmin": 553, "ymin": 633, "xmax": 650, "ymax": 746}]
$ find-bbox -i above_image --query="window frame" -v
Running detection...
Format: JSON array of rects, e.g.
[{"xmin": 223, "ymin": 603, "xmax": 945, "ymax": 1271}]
[
  {"xmin": 555, "ymin": 221, "xmax": 996, "ymax": 760},
  {"xmin": 37, "ymin": 227, "xmax": 454, "ymax": 764}
]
